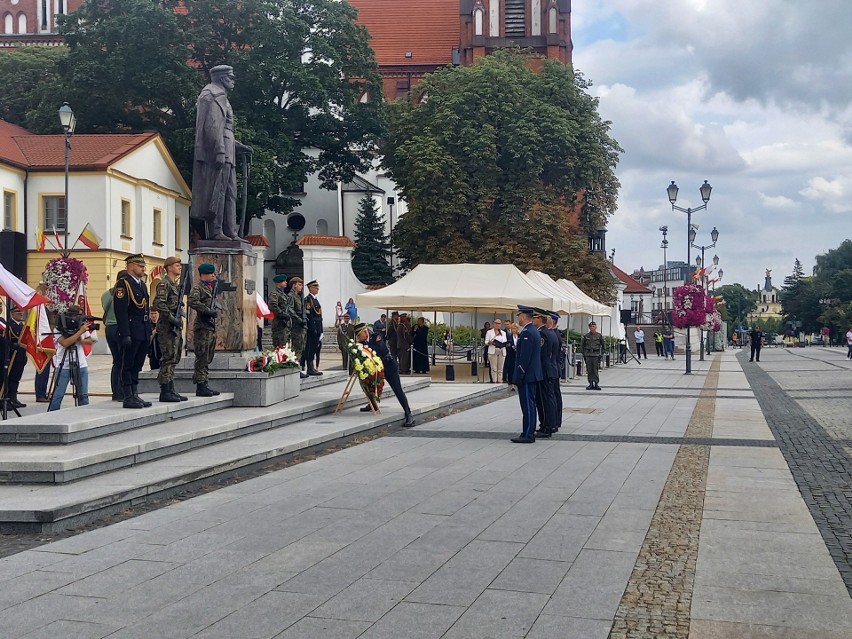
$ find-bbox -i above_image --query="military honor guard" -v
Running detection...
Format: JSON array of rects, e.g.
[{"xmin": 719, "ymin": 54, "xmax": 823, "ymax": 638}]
[
  {"xmin": 532, "ymin": 309, "xmax": 560, "ymax": 438},
  {"xmin": 268, "ymin": 274, "xmax": 290, "ymax": 348},
  {"xmin": 2, "ymin": 303, "xmax": 28, "ymax": 409},
  {"xmin": 286, "ymin": 277, "xmax": 308, "ymax": 377},
  {"xmin": 114, "ymin": 254, "xmax": 153, "ymax": 409},
  {"xmin": 153, "ymin": 256, "xmax": 188, "ymax": 403},
  {"xmin": 337, "ymin": 313, "xmax": 356, "ymax": 370},
  {"xmin": 581, "ymin": 320, "xmax": 605, "ymax": 390},
  {"xmin": 355, "ymin": 322, "xmax": 414, "ymax": 427},
  {"xmin": 188, "ymin": 263, "xmax": 221, "ymax": 397},
  {"xmin": 547, "ymin": 312, "xmax": 564, "ymax": 430},
  {"xmin": 303, "ymin": 280, "xmax": 323, "ymax": 376},
  {"xmin": 512, "ymin": 306, "xmax": 544, "ymax": 443}
]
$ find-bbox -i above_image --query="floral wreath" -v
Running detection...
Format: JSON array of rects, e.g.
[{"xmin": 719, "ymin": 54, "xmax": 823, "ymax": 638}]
[
  {"xmin": 43, "ymin": 256, "xmax": 88, "ymax": 313},
  {"xmin": 346, "ymin": 339, "xmax": 385, "ymax": 405}
]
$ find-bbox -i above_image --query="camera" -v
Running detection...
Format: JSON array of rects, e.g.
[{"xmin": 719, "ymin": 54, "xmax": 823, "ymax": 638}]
[{"xmin": 57, "ymin": 312, "xmax": 102, "ymax": 337}]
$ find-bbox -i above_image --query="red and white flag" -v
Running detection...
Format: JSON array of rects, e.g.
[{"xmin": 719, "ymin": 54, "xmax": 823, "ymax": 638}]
[
  {"xmin": 0, "ymin": 262, "xmax": 50, "ymax": 310},
  {"xmin": 20, "ymin": 304, "xmax": 55, "ymax": 373},
  {"xmin": 256, "ymin": 291, "xmax": 274, "ymax": 319}
]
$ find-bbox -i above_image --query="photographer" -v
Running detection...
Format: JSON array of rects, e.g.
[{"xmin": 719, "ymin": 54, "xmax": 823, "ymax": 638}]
[{"xmin": 48, "ymin": 305, "xmax": 97, "ymax": 412}]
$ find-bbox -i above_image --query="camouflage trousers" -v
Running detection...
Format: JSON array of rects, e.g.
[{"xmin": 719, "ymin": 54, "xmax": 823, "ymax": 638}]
[
  {"xmin": 271, "ymin": 325, "xmax": 290, "ymax": 349},
  {"xmin": 291, "ymin": 328, "xmax": 306, "ymax": 361},
  {"xmin": 193, "ymin": 328, "xmax": 216, "ymax": 383},
  {"xmin": 156, "ymin": 325, "xmax": 182, "ymax": 384}
]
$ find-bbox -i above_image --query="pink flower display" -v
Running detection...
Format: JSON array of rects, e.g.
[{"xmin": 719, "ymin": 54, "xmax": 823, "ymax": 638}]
[
  {"xmin": 43, "ymin": 257, "xmax": 88, "ymax": 313},
  {"xmin": 672, "ymin": 283, "xmax": 720, "ymax": 331}
]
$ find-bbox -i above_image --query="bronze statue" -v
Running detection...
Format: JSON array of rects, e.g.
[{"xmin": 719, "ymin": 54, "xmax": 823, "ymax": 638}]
[{"xmin": 191, "ymin": 65, "xmax": 252, "ymax": 241}]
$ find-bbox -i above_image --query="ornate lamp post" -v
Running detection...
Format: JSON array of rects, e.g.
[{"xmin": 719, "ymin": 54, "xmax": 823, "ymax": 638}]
[
  {"xmin": 58, "ymin": 102, "xmax": 76, "ymax": 258},
  {"xmin": 668, "ymin": 180, "xmax": 712, "ymax": 374},
  {"xmin": 691, "ymin": 227, "xmax": 719, "ymax": 360}
]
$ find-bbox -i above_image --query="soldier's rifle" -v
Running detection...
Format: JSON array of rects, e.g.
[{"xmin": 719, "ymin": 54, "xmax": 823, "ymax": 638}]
[{"xmin": 172, "ymin": 270, "xmax": 190, "ymax": 337}]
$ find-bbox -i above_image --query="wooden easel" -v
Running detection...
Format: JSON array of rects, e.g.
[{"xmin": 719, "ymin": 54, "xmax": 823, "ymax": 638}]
[{"xmin": 334, "ymin": 372, "xmax": 380, "ymax": 415}]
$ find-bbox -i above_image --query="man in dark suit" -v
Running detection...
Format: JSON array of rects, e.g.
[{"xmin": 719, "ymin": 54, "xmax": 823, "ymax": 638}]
[
  {"xmin": 303, "ymin": 280, "xmax": 323, "ymax": 376},
  {"xmin": 547, "ymin": 312, "xmax": 564, "ymax": 431},
  {"xmin": 114, "ymin": 254, "xmax": 153, "ymax": 409},
  {"xmin": 512, "ymin": 306, "xmax": 544, "ymax": 443},
  {"xmin": 533, "ymin": 309, "xmax": 560, "ymax": 437}
]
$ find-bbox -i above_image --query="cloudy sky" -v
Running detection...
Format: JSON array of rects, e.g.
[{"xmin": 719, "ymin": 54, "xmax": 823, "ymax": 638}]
[{"xmin": 571, "ymin": 0, "xmax": 852, "ymax": 290}]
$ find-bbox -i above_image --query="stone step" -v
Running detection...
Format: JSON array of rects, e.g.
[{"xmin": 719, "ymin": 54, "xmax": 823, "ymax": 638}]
[
  {"xmin": 0, "ymin": 377, "xmax": 431, "ymax": 484},
  {"xmin": 0, "ymin": 395, "xmax": 235, "ymax": 445},
  {"xmin": 0, "ymin": 382, "xmax": 504, "ymax": 532}
]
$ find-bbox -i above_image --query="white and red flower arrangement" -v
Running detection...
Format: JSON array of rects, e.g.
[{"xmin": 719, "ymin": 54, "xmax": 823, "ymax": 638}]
[
  {"xmin": 42, "ymin": 256, "xmax": 88, "ymax": 313},
  {"xmin": 672, "ymin": 283, "xmax": 720, "ymax": 332},
  {"xmin": 246, "ymin": 344, "xmax": 301, "ymax": 373}
]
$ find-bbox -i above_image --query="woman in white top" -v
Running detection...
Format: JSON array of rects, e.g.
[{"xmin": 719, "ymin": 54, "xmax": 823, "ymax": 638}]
[{"xmin": 485, "ymin": 319, "xmax": 508, "ymax": 384}]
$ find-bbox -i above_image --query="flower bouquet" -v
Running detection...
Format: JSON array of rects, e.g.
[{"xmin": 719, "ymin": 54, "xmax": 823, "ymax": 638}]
[
  {"xmin": 346, "ymin": 339, "xmax": 385, "ymax": 406},
  {"xmin": 43, "ymin": 256, "xmax": 88, "ymax": 313},
  {"xmin": 246, "ymin": 344, "xmax": 301, "ymax": 374},
  {"xmin": 672, "ymin": 283, "xmax": 716, "ymax": 329}
]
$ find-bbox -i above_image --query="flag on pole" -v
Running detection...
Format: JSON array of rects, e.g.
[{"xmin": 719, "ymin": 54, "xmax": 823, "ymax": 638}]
[
  {"xmin": 0, "ymin": 262, "xmax": 51, "ymax": 310},
  {"xmin": 20, "ymin": 304, "xmax": 55, "ymax": 373},
  {"xmin": 77, "ymin": 223, "xmax": 102, "ymax": 250},
  {"xmin": 52, "ymin": 225, "xmax": 62, "ymax": 251},
  {"xmin": 74, "ymin": 279, "xmax": 95, "ymax": 356},
  {"xmin": 36, "ymin": 229, "xmax": 46, "ymax": 252},
  {"xmin": 256, "ymin": 291, "xmax": 273, "ymax": 319}
]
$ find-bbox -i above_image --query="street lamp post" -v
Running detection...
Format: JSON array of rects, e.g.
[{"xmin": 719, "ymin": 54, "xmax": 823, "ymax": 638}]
[
  {"xmin": 667, "ymin": 180, "xmax": 712, "ymax": 374},
  {"xmin": 58, "ymin": 103, "xmax": 76, "ymax": 258},
  {"xmin": 691, "ymin": 226, "xmax": 719, "ymax": 360},
  {"xmin": 660, "ymin": 226, "xmax": 668, "ymax": 323}
]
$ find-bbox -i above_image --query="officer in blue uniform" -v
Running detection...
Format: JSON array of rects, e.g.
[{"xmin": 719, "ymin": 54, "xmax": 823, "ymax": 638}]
[
  {"xmin": 114, "ymin": 254, "xmax": 153, "ymax": 409},
  {"xmin": 533, "ymin": 308, "xmax": 560, "ymax": 437},
  {"xmin": 355, "ymin": 322, "xmax": 414, "ymax": 427},
  {"xmin": 512, "ymin": 306, "xmax": 543, "ymax": 443}
]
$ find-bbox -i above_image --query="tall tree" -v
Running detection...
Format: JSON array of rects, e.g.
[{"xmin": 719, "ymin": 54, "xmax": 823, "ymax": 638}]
[
  {"xmin": 382, "ymin": 50, "xmax": 622, "ymax": 302},
  {"xmin": 352, "ymin": 195, "xmax": 393, "ymax": 285},
  {"xmin": 0, "ymin": 47, "xmax": 69, "ymax": 133},
  {"xmin": 715, "ymin": 283, "xmax": 757, "ymax": 329}
]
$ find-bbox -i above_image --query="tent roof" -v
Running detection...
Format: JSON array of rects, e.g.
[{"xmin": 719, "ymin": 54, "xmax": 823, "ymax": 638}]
[
  {"xmin": 525, "ymin": 271, "xmax": 575, "ymax": 315},
  {"xmin": 555, "ymin": 279, "xmax": 612, "ymax": 315},
  {"xmin": 356, "ymin": 263, "xmax": 564, "ymax": 313}
]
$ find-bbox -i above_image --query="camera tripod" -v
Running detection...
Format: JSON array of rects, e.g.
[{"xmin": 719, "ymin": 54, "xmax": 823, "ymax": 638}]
[
  {"xmin": 47, "ymin": 341, "xmax": 84, "ymax": 409},
  {"xmin": 0, "ymin": 349, "xmax": 20, "ymax": 420}
]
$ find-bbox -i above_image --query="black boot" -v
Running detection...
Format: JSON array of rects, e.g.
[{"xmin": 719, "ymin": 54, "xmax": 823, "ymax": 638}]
[
  {"xmin": 402, "ymin": 411, "xmax": 415, "ymax": 428},
  {"xmin": 170, "ymin": 381, "xmax": 188, "ymax": 401},
  {"xmin": 307, "ymin": 366, "xmax": 323, "ymax": 377},
  {"xmin": 196, "ymin": 382, "xmax": 220, "ymax": 397},
  {"xmin": 132, "ymin": 384, "xmax": 152, "ymax": 407},
  {"xmin": 123, "ymin": 386, "xmax": 145, "ymax": 409},
  {"xmin": 159, "ymin": 383, "xmax": 182, "ymax": 403},
  {"xmin": 8, "ymin": 382, "xmax": 25, "ymax": 408}
]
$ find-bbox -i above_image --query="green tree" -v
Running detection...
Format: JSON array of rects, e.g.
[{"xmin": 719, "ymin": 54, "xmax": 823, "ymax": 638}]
[
  {"xmin": 352, "ymin": 195, "xmax": 393, "ymax": 285},
  {"xmin": 382, "ymin": 50, "xmax": 622, "ymax": 302},
  {"xmin": 0, "ymin": 47, "xmax": 69, "ymax": 133},
  {"xmin": 44, "ymin": 0, "xmax": 383, "ymax": 222},
  {"xmin": 716, "ymin": 283, "xmax": 757, "ymax": 331}
]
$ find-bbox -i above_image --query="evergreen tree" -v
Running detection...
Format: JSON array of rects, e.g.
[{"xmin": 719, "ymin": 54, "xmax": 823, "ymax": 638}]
[{"xmin": 352, "ymin": 195, "xmax": 394, "ymax": 285}]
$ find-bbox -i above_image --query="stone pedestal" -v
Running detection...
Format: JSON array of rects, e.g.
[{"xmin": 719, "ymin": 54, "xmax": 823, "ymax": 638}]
[{"xmin": 187, "ymin": 245, "xmax": 256, "ymax": 352}]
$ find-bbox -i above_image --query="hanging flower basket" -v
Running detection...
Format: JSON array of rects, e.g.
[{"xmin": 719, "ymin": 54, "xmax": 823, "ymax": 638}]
[
  {"xmin": 672, "ymin": 283, "xmax": 719, "ymax": 330},
  {"xmin": 43, "ymin": 257, "xmax": 88, "ymax": 313}
]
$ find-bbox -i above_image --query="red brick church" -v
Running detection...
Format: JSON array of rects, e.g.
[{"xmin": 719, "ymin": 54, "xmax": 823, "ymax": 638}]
[
  {"xmin": 0, "ymin": 0, "xmax": 84, "ymax": 48},
  {"xmin": 348, "ymin": 0, "xmax": 573, "ymax": 101}
]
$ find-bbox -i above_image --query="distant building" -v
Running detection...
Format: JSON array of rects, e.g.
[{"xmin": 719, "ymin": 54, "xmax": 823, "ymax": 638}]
[
  {"xmin": 611, "ymin": 262, "xmax": 652, "ymax": 322},
  {"xmin": 748, "ymin": 269, "xmax": 782, "ymax": 322},
  {"xmin": 0, "ymin": 0, "xmax": 84, "ymax": 48},
  {"xmin": 631, "ymin": 261, "xmax": 693, "ymax": 315}
]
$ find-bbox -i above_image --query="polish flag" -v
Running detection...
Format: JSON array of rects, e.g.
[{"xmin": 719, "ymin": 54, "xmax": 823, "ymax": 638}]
[
  {"xmin": 0, "ymin": 262, "xmax": 50, "ymax": 310},
  {"xmin": 20, "ymin": 304, "xmax": 55, "ymax": 373},
  {"xmin": 256, "ymin": 291, "xmax": 273, "ymax": 319}
]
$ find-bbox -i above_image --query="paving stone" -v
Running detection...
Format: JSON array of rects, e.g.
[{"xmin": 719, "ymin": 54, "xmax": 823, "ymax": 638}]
[
  {"xmin": 489, "ymin": 556, "xmax": 571, "ymax": 594},
  {"xmin": 55, "ymin": 558, "xmax": 180, "ymax": 598},
  {"xmin": 357, "ymin": 602, "xmax": 466, "ymax": 639},
  {"xmin": 190, "ymin": 591, "xmax": 327, "ymax": 639},
  {"xmin": 272, "ymin": 617, "xmax": 372, "ymax": 639},
  {"xmin": 18, "ymin": 619, "xmax": 119, "ymax": 639},
  {"xmin": 443, "ymin": 588, "xmax": 549, "ymax": 638},
  {"xmin": 310, "ymin": 577, "xmax": 417, "ymax": 623},
  {"xmin": 525, "ymin": 613, "xmax": 612, "ymax": 639}
]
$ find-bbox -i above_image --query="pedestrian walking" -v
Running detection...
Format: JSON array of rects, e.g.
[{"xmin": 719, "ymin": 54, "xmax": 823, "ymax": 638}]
[
  {"xmin": 187, "ymin": 263, "xmax": 220, "ymax": 397},
  {"xmin": 511, "ymin": 306, "xmax": 543, "ymax": 443},
  {"xmin": 846, "ymin": 326, "xmax": 852, "ymax": 359},
  {"xmin": 581, "ymin": 321, "xmax": 605, "ymax": 390}
]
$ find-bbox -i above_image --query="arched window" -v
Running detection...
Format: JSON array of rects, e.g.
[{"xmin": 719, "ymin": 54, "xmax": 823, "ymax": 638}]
[
  {"xmin": 549, "ymin": 5, "xmax": 558, "ymax": 34},
  {"xmin": 17, "ymin": 12, "xmax": 26, "ymax": 34},
  {"xmin": 3, "ymin": 13, "xmax": 13, "ymax": 34},
  {"xmin": 532, "ymin": 0, "xmax": 541, "ymax": 36},
  {"xmin": 474, "ymin": 8, "xmax": 483, "ymax": 36},
  {"xmin": 316, "ymin": 218, "xmax": 329, "ymax": 235},
  {"xmin": 489, "ymin": 0, "xmax": 500, "ymax": 37}
]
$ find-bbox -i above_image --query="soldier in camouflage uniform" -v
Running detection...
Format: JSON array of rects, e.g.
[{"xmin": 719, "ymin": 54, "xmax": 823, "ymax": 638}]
[
  {"xmin": 188, "ymin": 263, "xmax": 221, "ymax": 397},
  {"xmin": 268, "ymin": 274, "xmax": 290, "ymax": 347},
  {"xmin": 153, "ymin": 256, "xmax": 188, "ymax": 402},
  {"xmin": 286, "ymin": 277, "xmax": 308, "ymax": 378},
  {"xmin": 581, "ymin": 321, "xmax": 606, "ymax": 391}
]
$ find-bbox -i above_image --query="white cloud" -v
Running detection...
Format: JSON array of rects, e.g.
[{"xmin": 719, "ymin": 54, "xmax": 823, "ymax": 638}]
[{"xmin": 758, "ymin": 193, "xmax": 796, "ymax": 209}]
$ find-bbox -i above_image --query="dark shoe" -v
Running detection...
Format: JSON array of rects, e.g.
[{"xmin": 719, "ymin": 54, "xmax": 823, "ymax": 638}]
[
  {"xmin": 112, "ymin": 395, "xmax": 124, "ymax": 402},
  {"xmin": 510, "ymin": 436, "xmax": 535, "ymax": 444},
  {"xmin": 538, "ymin": 431, "xmax": 552, "ymax": 438},
  {"xmin": 586, "ymin": 384, "xmax": 594, "ymax": 390},
  {"xmin": 123, "ymin": 395, "xmax": 146, "ymax": 409},
  {"xmin": 169, "ymin": 381, "xmax": 188, "ymax": 401},
  {"xmin": 402, "ymin": 412, "xmax": 415, "ymax": 428},
  {"xmin": 196, "ymin": 383, "xmax": 215, "ymax": 397},
  {"xmin": 300, "ymin": 372, "xmax": 308, "ymax": 379},
  {"xmin": 9, "ymin": 398, "xmax": 26, "ymax": 409},
  {"xmin": 307, "ymin": 368, "xmax": 323, "ymax": 377},
  {"xmin": 36, "ymin": 397, "xmax": 50, "ymax": 403},
  {"xmin": 131, "ymin": 385, "xmax": 152, "ymax": 407},
  {"xmin": 593, "ymin": 385, "xmax": 602, "ymax": 391},
  {"xmin": 159, "ymin": 384, "xmax": 182, "ymax": 403},
  {"xmin": 360, "ymin": 404, "xmax": 373, "ymax": 412}
]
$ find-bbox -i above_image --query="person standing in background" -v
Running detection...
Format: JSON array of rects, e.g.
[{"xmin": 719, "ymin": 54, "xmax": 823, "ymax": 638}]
[
  {"xmin": 152, "ymin": 257, "xmax": 187, "ymax": 402},
  {"xmin": 302, "ymin": 280, "xmax": 324, "ymax": 376},
  {"xmin": 750, "ymin": 325, "xmax": 764, "ymax": 362},
  {"xmin": 114, "ymin": 254, "xmax": 152, "ymax": 409},
  {"xmin": 286, "ymin": 277, "xmax": 308, "ymax": 377},
  {"xmin": 101, "ymin": 270, "xmax": 126, "ymax": 401},
  {"xmin": 581, "ymin": 321, "xmax": 605, "ymax": 390},
  {"xmin": 485, "ymin": 320, "xmax": 507, "ymax": 384},
  {"xmin": 511, "ymin": 307, "xmax": 543, "ymax": 443},
  {"xmin": 653, "ymin": 330, "xmax": 664, "ymax": 357},
  {"xmin": 412, "ymin": 317, "xmax": 430, "ymax": 374},
  {"xmin": 662, "ymin": 324, "xmax": 675, "ymax": 360},
  {"xmin": 187, "ymin": 263, "xmax": 220, "ymax": 397},
  {"xmin": 396, "ymin": 313, "xmax": 413, "ymax": 374},
  {"xmin": 268, "ymin": 274, "xmax": 290, "ymax": 348},
  {"xmin": 345, "ymin": 297, "xmax": 358, "ymax": 322},
  {"xmin": 634, "ymin": 327, "xmax": 647, "ymax": 359}
]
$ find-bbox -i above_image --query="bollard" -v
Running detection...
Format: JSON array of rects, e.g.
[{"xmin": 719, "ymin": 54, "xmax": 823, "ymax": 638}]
[
  {"xmin": 576, "ymin": 360, "xmax": 583, "ymax": 376},
  {"xmin": 445, "ymin": 364, "xmax": 455, "ymax": 381},
  {"xmin": 471, "ymin": 360, "xmax": 478, "ymax": 377},
  {"xmin": 605, "ymin": 353, "xmax": 611, "ymax": 368}
]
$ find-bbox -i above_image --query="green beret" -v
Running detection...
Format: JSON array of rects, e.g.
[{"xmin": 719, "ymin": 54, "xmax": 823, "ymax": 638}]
[
  {"xmin": 273, "ymin": 274, "xmax": 288, "ymax": 283},
  {"xmin": 198, "ymin": 263, "xmax": 215, "ymax": 274}
]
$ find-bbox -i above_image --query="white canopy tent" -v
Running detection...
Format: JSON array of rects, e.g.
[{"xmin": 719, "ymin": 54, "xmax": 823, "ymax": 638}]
[
  {"xmin": 356, "ymin": 263, "xmax": 565, "ymax": 313},
  {"xmin": 554, "ymin": 279, "xmax": 611, "ymax": 315}
]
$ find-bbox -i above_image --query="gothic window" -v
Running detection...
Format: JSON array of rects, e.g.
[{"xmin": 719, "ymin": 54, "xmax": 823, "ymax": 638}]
[
  {"xmin": 489, "ymin": 0, "xmax": 500, "ymax": 37},
  {"xmin": 41, "ymin": 0, "xmax": 48, "ymax": 30},
  {"xmin": 531, "ymin": 0, "xmax": 541, "ymax": 36},
  {"xmin": 505, "ymin": 0, "xmax": 526, "ymax": 38},
  {"xmin": 17, "ymin": 12, "xmax": 26, "ymax": 33},
  {"xmin": 549, "ymin": 5, "xmax": 558, "ymax": 33},
  {"xmin": 3, "ymin": 14, "xmax": 12, "ymax": 34},
  {"xmin": 474, "ymin": 7, "xmax": 484, "ymax": 36}
]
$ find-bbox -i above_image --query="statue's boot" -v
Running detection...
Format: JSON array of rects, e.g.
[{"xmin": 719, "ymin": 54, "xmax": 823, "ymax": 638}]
[{"xmin": 207, "ymin": 219, "xmax": 230, "ymax": 242}]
